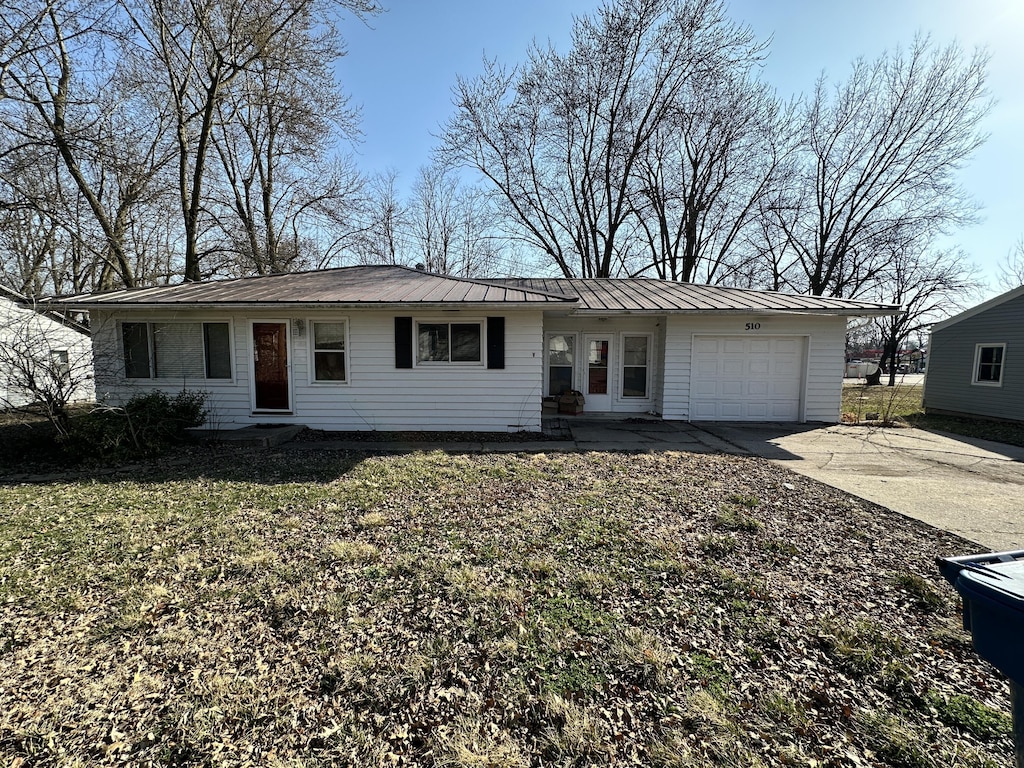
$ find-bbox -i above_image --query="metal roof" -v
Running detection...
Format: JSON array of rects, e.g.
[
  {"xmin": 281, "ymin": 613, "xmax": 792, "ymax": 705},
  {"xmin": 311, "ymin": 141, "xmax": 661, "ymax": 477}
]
[
  {"xmin": 57, "ymin": 265, "xmax": 575, "ymax": 308},
  {"xmin": 2, "ymin": 284, "xmax": 91, "ymax": 335},
  {"xmin": 54, "ymin": 265, "xmax": 900, "ymax": 316},
  {"xmin": 491, "ymin": 277, "xmax": 901, "ymax": 315}
]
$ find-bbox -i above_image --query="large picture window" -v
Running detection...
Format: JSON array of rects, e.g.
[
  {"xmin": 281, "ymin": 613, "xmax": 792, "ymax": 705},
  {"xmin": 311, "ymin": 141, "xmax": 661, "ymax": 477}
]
[
  {"xmin": 973, "ymin": 343, "xmax": 1005, "ymax": 386},
  {"xmin": 122, "ymin": 321, "xmax": 232, "ymax": 380},
  {"xmin": 417, "ymin": 322, "xmax": 481, "ymax": 364},
  {"xmin": 311, "ymin": 321, "xmax": 347, "ymax": 382}
]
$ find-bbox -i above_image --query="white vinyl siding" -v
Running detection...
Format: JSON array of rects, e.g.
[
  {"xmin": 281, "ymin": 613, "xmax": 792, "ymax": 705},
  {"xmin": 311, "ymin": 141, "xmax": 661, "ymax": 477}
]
[
  {"xmin": 91, "ymin": 309, "xmax": 544, "ymax": 432},
  {"xmin": 0, "ymin": 298, "xmax": 94, "ymax": 408}
]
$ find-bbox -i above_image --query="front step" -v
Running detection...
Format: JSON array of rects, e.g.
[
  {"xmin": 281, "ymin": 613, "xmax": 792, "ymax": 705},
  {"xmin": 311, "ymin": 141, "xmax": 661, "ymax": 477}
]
[{"xmin": 187, "ymin": 424, "xmax": 305, "ymax": 448}]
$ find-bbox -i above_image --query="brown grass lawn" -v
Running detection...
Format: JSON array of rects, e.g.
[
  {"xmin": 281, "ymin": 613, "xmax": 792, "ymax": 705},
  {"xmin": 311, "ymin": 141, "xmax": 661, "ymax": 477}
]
[
  {"xmin": 0, "ymin": 447, "xmax": 1013, "ymax": 767},
  {"xmin": 842, "ymin": 380, "xmax": 1024, "ymax": 447}
]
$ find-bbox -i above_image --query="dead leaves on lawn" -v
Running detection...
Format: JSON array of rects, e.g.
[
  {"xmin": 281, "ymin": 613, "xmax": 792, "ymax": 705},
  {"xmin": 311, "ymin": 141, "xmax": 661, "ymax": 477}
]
[{"xmin": 0, "ymin": 449, "xmax": 1013, "ymax": 767}]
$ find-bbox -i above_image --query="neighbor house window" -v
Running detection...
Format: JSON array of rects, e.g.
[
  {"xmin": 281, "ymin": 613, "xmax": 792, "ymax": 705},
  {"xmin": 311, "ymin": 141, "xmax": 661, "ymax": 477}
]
[
  {"xmin": 973, "ymin": 343, "xmax": 1005, "ymax": 386},
  {"xmin": 311, "ymin": 321, "xmax": 347, "ymax": 382},
  {"xmin": 49, "ymin": 349, "xmax": 70, "ymax": 372},
  {"xmin": 417, "ymin": 322, "xmax": 481, "ymax": 363},
  {"xmin": 622, "ymin": 335, "xmax": 650, "ymax": 398},
  {"xmin": 122, "ymin": 321, "xmax": 232, "ymax": 380},
  {"xmin": 547, "ymin": 334, "xmax": 575, "ymax": 395}
]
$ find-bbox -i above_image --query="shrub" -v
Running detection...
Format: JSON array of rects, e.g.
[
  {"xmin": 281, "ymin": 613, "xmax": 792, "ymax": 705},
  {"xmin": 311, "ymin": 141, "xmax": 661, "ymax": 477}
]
[{"xmin": 65, "ymin": 390, "xmax": 207, "ymax": 461}]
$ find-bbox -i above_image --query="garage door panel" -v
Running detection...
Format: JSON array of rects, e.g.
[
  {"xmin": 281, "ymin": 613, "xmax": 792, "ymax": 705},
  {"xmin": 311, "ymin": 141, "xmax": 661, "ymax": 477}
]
[
  {"xmin": 749, "ymin": 359, "xmax": 770, "ymax": 376},
  {"xmin": 722, "ymin": 359, "xmax": 744, "ymax": 375},
  {"xmin": 747, "ymin": 403, "xmax": 769, "ymax": 418},
  {"xmin": 774, "ymin": 380, "xmax": 801, "ymax": 397},
  {"xmin": 770, "ymin": 401, "xmax": 799, "ymax": 418},
  {"xmin": 692, "ymin": 380, "xmax": 718, "ymax": 396},
  {"xmin": 690, "ymin": 335, "xmax": 804, "ymax": 422},
  {"xmin": 721, "ymin": 380, "xmax": 743, "ymax": 396},
  {"xmin": 748, "ymin": 380, "xmax": 768, "ymax": 396},
  {"xmin": 695, "ymin": 359, "xmax": 719, "ymax": 376},
  {"xmin": 719, "ymin": 402, "xmax": 744, "ymax": 418}
]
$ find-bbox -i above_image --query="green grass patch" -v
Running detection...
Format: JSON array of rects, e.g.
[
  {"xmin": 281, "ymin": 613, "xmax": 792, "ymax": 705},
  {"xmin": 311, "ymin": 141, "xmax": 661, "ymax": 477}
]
[{"xmin": 927, "ymin": 692, "xmax": 1013, "ymax": 739}]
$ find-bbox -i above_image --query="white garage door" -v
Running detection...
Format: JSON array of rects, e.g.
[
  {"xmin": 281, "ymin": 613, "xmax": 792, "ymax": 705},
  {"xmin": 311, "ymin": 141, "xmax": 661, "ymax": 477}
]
[{"xmin": 690, "ymin": 336, "xmax": 804, "ymax": 421}]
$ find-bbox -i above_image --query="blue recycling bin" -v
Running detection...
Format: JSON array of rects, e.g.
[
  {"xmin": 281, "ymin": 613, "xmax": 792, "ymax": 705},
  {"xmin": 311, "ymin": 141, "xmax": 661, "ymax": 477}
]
[{"xmin": 937, "ymin": 550, "xmax": 1024, "ymax": 767}]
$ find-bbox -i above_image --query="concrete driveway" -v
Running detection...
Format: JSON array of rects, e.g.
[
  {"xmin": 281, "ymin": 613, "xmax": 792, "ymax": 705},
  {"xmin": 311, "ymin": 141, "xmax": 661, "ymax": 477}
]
[{"xmin": 697, "ymin": 423, "xmax": 1024, "ymax": 553}]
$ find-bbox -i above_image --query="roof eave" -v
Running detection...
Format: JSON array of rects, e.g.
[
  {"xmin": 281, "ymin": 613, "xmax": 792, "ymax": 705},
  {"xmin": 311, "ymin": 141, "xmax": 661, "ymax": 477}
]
[
  {"xmin": 58, "ymin": 300, "xmax": 572, "ymax": 311},
  {"xmin": 566, "ymin": 307, "xmax": 901, "ymax": 317},
  {"xmin": 930, "ymin": 284, "xmax": 1024, "ymax": 332}
]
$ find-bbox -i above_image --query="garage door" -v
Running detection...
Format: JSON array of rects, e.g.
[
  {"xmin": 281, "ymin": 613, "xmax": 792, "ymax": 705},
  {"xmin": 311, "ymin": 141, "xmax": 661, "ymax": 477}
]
[{"xmin": 690, "ymin": 336, "xmax": 804, "ymax": 421}]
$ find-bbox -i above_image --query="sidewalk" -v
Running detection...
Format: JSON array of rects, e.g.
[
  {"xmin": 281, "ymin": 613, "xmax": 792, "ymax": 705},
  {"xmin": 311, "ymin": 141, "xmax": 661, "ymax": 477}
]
[{"xmin": 278, "ymin": 418, "xmax": 736, "ymax": 454}]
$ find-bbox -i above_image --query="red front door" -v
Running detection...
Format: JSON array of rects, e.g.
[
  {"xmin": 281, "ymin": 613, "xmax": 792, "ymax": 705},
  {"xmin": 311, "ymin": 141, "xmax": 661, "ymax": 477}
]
[{"xmin": 253, "ymin": 323, "xmax": 289, "ymax": 410}]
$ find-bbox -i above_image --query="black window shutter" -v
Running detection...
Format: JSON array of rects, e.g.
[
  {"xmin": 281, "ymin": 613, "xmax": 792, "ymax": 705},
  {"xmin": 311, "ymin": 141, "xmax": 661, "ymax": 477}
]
[
  {"xmin": 487, "ymin": 316, "xmax": 505, "ymax": 369},
  {"xmin": 395, "ymin": 317, "xmax": 413, "ymax": 368}
]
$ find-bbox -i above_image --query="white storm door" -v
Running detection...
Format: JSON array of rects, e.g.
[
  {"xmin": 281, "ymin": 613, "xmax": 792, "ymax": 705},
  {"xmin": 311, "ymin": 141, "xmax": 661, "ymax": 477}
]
[
  {"xmin": 690, "ymin": 336, "xmax": 804, "ymax": 421},
  {"xmin": 583, "ymin": 334, "xmax": 612, "ymax": 411}
]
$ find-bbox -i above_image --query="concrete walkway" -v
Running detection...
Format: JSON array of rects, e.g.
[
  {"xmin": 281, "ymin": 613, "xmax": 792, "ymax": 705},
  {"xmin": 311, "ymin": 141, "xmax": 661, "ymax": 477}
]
[
  {"xmin": 698, "ymin": 423, "xmax": 1024, "ymax": 553},
  {"xmin": 276, "ymin": 418, "xmax": 735, "ymax": 455}
]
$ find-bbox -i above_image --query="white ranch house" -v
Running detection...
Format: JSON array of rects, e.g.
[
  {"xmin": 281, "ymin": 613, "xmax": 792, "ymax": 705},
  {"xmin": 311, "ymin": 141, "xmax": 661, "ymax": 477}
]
[
  {"xmin": 1, "ymin": 286, "xmax": 94, "ymax": 409},
  {"xmin": 58, "ymin": 266, "xmax": 898, "ymax": 432}
]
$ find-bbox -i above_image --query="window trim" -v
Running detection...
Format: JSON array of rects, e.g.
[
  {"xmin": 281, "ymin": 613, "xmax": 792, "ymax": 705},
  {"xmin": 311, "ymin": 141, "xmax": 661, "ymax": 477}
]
[
  {"xmin": 619, "ymin": 332, "xmax": 653, "ymax": 400},
  {"xmin": 545, "ymin": 332, "xmax": 578, "ymax": 396},
  {"xmin": 308, "ymin": 317, "xmax": 350, "ymax": 385},
  {"xmin": 413, "ymin": 319, "xmax": 485, "ymax": 367},
  {"xmin": 120, "ymin": 319, "xmax": 234, "ymax": 382},
  {"xmin": 972, "ymin": 343, "xmax": 1006, "ymax": 387}
]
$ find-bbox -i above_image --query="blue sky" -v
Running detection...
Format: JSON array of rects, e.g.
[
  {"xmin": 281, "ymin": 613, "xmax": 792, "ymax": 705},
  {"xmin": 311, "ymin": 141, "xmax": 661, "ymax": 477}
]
[{"xmin": 337, "ymin": 1, "xmax": 1024, "ymax": 297}]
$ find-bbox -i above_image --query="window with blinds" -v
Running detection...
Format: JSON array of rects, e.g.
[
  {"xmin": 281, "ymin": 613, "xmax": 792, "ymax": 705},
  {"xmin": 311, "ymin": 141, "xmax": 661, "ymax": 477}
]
[{"xmin": 122, "ymin": 321, "xmax": 231, "ymax": 380}]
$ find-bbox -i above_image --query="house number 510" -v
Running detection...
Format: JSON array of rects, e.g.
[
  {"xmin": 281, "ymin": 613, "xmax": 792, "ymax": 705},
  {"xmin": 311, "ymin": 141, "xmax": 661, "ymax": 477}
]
[{"xmin": 745, "ymin": 322, "xmax": 761, "ymax": 331}]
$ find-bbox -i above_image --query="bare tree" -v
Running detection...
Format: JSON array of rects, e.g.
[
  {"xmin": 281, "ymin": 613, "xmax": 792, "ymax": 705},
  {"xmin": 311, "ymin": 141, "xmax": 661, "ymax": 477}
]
[
  {"xmin": 766, "ymin": 36, "xmax": 990, "ymax": 298},
  {"xmin": 0, "ymin": 0, "xmax": 170, "ymax": 290},
  {"xmin": 405, "ymin": 163, "xmax": 508, "ymax": 276},
  {"xmin": 442, "ymin": 0, "xmax": 764, "ymax": 278},
  {"xmin": 870, "ymin": 242, "xmax": 982, "ymax": 386},
  {"xmin": 996, "ymin": 237, "xmax": 1024, "ymax": 291},
  {"xmin": 630, "ymin": 61, "xmax": 784, "ymax": 283},
  {"xmin": 208, "ymin": 7, "xmax": 366, "ymax": 276},
  {"xmin": 122, "ymin": 0, "xmax": 380, "ymax": 281},
  {"xmin": 346, "ymin": 169, "xmax": 410, "ymax": 266}
]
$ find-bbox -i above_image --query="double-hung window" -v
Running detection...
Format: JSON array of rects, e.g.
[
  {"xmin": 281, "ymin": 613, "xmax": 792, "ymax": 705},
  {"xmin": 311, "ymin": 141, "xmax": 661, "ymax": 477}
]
[
  {"xmin": 311, "ymin": 321, "xmax": 347, "ymax": 382},
  {"xmin": 621, "ymin": 335, "xmax": 650, "ymax": 398},
  {"xmin": 973, "ymin": 343, "xmax": 1005, "ymax": 386},
  {"xmin": 122, "ymin": 321, "xmax": 232, "ymax": 380},
  {"xmin": 417, "ymin": 322, "xmax": 481, "ymax": 364}
]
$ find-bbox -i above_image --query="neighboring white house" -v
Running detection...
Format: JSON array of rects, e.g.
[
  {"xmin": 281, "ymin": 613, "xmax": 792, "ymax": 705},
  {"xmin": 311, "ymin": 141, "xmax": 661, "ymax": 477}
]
[
  {"xmin": 0, "ymin": 286, "xmax": 95, "ymax": 409},
  {"xmin": 55, "ymin": 266, "xmax": 899, "ymax": 432}
]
